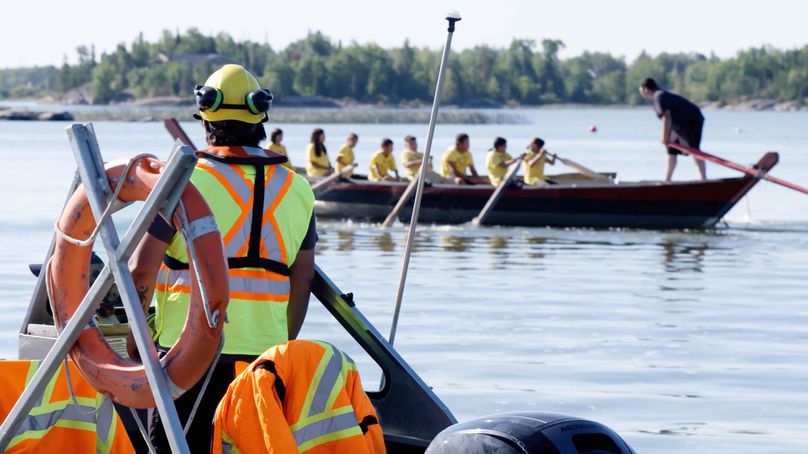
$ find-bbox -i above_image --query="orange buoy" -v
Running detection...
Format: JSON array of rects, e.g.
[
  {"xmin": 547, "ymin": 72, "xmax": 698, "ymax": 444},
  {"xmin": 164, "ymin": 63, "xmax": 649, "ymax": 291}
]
[{"xmin": 49, "ymin": 156, "xmax": 229, "ymax": 408}]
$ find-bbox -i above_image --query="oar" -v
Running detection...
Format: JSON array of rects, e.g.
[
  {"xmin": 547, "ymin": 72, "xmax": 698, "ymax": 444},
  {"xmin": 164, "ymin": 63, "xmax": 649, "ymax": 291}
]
[
  {"xmin": 471, "ymin": 160, "xmax": 522, "ymax": 227},
  {"xmin": 310, "ymin": 165, "xmax": 355, "ymax": 195},
  {"xmin": 555, "ymin": 154, "xmax": 611, "ymax": 181},
  {"xmin": 667, "ymin": 143, "xmax": 808, "ymax": 195},
  {"xmin": 164, "ymin": 118, "xmax": 197, "ymax": 149},
  {"xmin": 381, "ymin": 176, "xmax": 420, "ymax": 227},
  {"xmin": 388, "ymin": 13, "xmax": 461, "ymax": 347}
]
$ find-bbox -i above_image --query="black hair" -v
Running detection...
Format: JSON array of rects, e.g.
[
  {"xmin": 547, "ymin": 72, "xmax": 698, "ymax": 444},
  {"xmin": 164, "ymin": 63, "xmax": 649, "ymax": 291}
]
[
  {"xmin": 310, "ymin": 128, "xmax": 326, "ymax": 157},
  {"xmin": 270, "ymin": 128, "xmax": 283, "ymax": 144},
  {"xmin": 381, "ymin": 138, "xmax": 393, "ymax": 148},
  {"xmin": 347, "ymin": 132, "xmax": 358, "ymax": 141},
  {"xmin": 456, "ymin": 133, "xmax": 469, "ymax": 147},
  {"xmin": 204, "ymin": 120, "xmax": 266, "ymax": 147},
  {"xmin": 404, "ymin": 135, "xmax": 416, "ymax": 142},
  {"xmin": 493, "ymin": 137, "xmax": 507, "ymax": 149},
  {"xmin": 640, "ymin": 77, "xmax": 659, "ymax": 91},
  {"xmin": 531, "ymin": 137, "xmax": 545, "ymax": 149}
]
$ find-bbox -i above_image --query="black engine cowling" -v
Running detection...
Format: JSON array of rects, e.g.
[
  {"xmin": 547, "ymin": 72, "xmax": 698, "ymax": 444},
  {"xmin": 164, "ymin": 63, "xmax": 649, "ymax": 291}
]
[{"xmin": 425, "ymin": 412, "xmax": 635, "ymax": 454}]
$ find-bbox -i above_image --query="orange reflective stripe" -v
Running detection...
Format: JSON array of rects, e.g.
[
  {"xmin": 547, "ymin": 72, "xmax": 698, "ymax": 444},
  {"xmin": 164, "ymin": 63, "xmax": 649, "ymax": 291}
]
[
  {"xmin": 230, "ymin": 291, "xmax": 289, "ymax": 302},
  {"xmin": 155, "ymin": 282, "xmax": 191, "ymax": 294}
]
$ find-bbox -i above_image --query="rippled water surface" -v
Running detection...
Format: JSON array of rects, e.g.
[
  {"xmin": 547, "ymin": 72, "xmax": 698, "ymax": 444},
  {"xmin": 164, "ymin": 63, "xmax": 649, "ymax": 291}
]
[{"xmin": 1, "ymin": 109, "xmax": 807, "ymax": 453}]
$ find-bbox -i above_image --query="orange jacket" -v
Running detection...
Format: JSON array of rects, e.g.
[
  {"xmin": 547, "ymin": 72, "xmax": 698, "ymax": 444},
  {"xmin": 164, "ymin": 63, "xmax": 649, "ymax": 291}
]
[
  {"xmin": 213, "ymin": 340, "xmax": 385, "ymax": 453},
  {"xmin": 0, "ymin": 360, "xmax": 134, "ymax": 454}
]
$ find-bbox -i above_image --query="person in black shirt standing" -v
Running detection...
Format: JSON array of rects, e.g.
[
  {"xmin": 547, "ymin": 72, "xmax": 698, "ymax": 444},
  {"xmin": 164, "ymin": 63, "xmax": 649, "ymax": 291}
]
[{"xmin": 639, "ymin": 77, "xmax": 706, "ymax": 183}]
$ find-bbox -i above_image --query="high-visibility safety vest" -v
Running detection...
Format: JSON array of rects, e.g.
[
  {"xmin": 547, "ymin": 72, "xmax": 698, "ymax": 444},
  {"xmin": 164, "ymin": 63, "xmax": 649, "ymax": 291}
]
[
  {"xmin": 0, "ymin": 360, "xmax": 134, "ymax": 453},
  {"xmin": 154, "ymin": 146, "xmax": 315, "ymax": 355},
  {"xmin": 212, "ymin": 340, "xmax": 386, "ymax": 454}
]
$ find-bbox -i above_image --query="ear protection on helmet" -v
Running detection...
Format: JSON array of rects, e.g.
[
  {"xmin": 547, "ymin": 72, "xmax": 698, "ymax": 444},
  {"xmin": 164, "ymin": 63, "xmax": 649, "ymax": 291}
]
[{"xmin": 194, "ymin": 85, "xmax": 273, "ymax": 114}]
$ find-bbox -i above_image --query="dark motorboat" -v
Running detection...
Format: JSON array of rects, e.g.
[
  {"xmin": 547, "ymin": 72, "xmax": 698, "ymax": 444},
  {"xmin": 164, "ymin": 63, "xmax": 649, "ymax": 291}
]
[{"xmin": 314, "ymin": 152, "xmax": 779, "ymax": 229}]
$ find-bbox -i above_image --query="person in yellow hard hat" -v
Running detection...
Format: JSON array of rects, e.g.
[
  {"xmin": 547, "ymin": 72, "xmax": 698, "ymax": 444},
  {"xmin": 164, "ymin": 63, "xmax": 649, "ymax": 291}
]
[
  {"xmin": 266, "ymin": 127, "xmax": 293, "ymax": 170},
  {"xmin": 129, "ymin": 64, "xmax": 318, "ymax": 452}
]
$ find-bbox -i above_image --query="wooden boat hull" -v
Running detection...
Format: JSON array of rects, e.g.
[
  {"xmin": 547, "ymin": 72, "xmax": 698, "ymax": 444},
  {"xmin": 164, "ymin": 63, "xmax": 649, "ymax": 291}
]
[{"xmin": 315, "ymin": 152, "xmax": 778, "ymax": 229}]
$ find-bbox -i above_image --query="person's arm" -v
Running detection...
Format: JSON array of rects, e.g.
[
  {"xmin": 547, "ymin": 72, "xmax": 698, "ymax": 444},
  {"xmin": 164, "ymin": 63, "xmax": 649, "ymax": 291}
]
[
  {"xmin": 287, "ymin": 248, "xmax": 314, "ymax": 340},
  {"xmin": 311, "ymin": 160, "xmax": 332, "ymax": 170},
  {"xmin": 529, "ymin": 150, "xmax": 544, "ymax": 166},
  {"xmin": 469, "ymin": 164, "xmax": 479, "ymax": 177},
  {"xmin": 405, "ymin": 159, "xmax": 423, "ymax": 170},
  {"xmin": 372, "ymin": 163, "xmax": 384, "ymax": 179},
  {"xmin": 336, "ymin": 153, "xmax": 351, "ymax": 166},
  {"xmin": 546, "ymin": 152, "xmax": 557, "ymax": 165},
  {"xmin": 660, "ymin": 110, "xmax": 672, "ymax": 145},
  {"xmin": 126, "ymin": 230, "xmax": 171, "ymax": 360},
  {"xmin": 449, "ymin": 161, "xmax": 464, "ymax": 178}
]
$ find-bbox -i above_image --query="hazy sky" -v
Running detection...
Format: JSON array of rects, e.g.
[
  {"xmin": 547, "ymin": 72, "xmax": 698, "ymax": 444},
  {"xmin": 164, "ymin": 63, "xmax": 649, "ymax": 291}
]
[{"xmin": 3, "ymin": 0, "xmax": 806, "ymax": 68}]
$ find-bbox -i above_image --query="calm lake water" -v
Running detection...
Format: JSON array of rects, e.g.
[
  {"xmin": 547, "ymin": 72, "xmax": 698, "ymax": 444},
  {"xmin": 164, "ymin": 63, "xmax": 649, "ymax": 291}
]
[{"xmin": 1, "ymin": 108, "xmax": 807, "ymax": 453}]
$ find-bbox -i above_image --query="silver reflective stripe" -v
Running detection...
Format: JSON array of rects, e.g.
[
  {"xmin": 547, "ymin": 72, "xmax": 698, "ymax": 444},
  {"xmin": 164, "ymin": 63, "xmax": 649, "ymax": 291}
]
[
  {"xmin": 308, "ymin": 349, "xmax": 343, "ymax": 417},
  {"xmin": 230, "ymin": 275, "xmax": 290, "ymax": 296},
  {"xmin": 16, "ymin": 404, "xmax": 96, "ymax": 434},
  {"xmin": 96, "ymin": 396, "xmax": 114, "ymax": 444},
  {"xmin": 261, "ymin": 166, "xmax": 292, "ymax": 263},
  {"xmin": 292, "ymin": 412, "xmax": 359, "ymax": 447},
  {"xmin": 157, "ymin": 268, "xmax": 192, "ymax": 287},
  {"xmin": 186, "ymin": 216, "xmax": 218, "ymax": 241},
  {"xmin": 243, "ymin": 146, "xmax": 267, "ymax": 157},
  {"xmin": 197, "ymin": 159, "xmax": 252, "ymax": 203}
]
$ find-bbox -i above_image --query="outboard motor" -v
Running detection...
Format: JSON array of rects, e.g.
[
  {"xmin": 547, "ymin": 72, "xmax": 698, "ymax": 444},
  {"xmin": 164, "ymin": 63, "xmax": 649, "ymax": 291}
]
[{"xmin": 425, "ymin": 412, "xmax": 635, "ymax": 454}]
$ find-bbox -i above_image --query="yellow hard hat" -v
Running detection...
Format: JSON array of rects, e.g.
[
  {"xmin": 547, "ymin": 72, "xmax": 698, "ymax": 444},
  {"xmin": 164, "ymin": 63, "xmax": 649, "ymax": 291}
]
[{"xmin": 194, "ymin": 64, "xmax": 272, "ymax": 124}]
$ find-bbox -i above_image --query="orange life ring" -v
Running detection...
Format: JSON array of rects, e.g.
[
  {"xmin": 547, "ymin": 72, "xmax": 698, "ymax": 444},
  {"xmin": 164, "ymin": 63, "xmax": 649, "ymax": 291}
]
[{"xmin": 48, "ymin": 156, "xmax": 230, "ymax": 409}]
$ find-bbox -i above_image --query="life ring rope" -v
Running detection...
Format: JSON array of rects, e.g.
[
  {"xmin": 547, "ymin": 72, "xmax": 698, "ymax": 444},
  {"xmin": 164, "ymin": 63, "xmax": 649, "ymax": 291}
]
[{"xmin": 52, "ymin": 153, "xmax": 160, "ymax": 247}]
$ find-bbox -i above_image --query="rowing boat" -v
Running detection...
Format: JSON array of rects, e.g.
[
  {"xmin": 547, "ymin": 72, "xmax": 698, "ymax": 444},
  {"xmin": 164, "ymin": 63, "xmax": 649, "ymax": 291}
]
[{"xmin": 313, "ymin": 152, "xmax": 779, "ymax": 229}]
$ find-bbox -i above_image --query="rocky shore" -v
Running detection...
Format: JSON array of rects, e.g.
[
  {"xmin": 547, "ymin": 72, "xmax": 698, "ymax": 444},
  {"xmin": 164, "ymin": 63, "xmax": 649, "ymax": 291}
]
[{"xmin": 0, "ymin": 109, "xmax": 73, "ymax": 121}]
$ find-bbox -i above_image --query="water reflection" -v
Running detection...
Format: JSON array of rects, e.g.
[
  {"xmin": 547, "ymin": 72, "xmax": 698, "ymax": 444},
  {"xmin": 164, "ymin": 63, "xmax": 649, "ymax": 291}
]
[
  {"xmin": 661, "ymin": 239, "xmax": 709, "ymax": 273},
  {"xmin": 441, "ymin": 235, "xmax": 474, "ymax": 252},
  {"xmin": 373, "ymin": 232, "xmax": 395, "ymax": 252},
  {"xmin": 336, "ymin": 230, "xmax": 355, "ymax": 251},
  {"xmin": 525, "ymin": 236, "xmax": 547, "ymax": 260},
  {"xmin": 488, "ymin": 236, "xmax": 508, "ymax": 254}
]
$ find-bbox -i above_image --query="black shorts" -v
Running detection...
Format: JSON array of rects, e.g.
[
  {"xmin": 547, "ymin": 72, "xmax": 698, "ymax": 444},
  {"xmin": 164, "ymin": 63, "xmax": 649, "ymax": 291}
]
[{"xmin": 667, "ymin": 120, "xmax": 703, "ymax": 155}]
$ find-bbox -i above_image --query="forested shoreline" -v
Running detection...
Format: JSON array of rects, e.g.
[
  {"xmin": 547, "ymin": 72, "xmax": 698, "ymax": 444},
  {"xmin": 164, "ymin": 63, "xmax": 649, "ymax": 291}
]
[{"xmin": 1, "ymin": 29, "xmax": 806, "ymax": 108}]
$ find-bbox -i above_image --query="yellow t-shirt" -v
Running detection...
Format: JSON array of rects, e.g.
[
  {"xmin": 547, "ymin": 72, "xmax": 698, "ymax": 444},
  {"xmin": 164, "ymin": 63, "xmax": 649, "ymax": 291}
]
[
  {"xmin": 400, "ymin": 149, "xmax": 433, "ymax": 179},
  {"xmin": 440, "ymin": 147, "xmax": 474, "ymax": 178},
  {"xmin": 335, "ymin": 144, "xmax": 355, "ymax": 177},
  {"xmin": 368, "ymin": 150, "xmax": 397, "ymax": 181},
  {"xmin": 486, "ymin": 150, "xmax": 513, "ymax": 186},
  {"xmin": 523, "ymin": 150, "xmax": 548, "ymax": 185},
  {"xmin": 306, "ymin": 143, "xmax": 331, "ymax": 177},
  {"xmin": 266, "ymin": 143, "xmax": 293, "ymax": 169}
]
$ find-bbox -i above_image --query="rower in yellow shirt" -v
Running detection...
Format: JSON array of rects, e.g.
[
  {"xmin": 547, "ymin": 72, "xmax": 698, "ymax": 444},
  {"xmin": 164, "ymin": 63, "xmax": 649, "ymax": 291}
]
[
  {"xmin": 522, "ymin": 137, "xmax": 557, "ymax": 185},
  {"xmin": 306, "ymin": 128, "xmax": 333, "ymax": 177},
  {"xmin": 400, "ymin": 135, "xmax": 433, "ymax": 180},
  {"xmin": 485, "ymin": 137, "xmax": 524, "ymax": 186},
  {"xmin": 265, "ymin": 127, "xmax": 293, "ymax": 170},
  {"xmin": 368, "ymin": 138, "xmax": 400, "ymax": 181},
  {"xmin": 441, "ymin": 133, "xmax": 487, "ymax": 185},
  {"xmin": 335, "ymin": 133, "xmax": 358, "ymax": 177}
]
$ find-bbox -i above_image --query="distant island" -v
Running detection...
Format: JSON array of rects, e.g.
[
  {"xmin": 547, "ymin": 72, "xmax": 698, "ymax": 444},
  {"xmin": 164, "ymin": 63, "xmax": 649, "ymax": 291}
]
[{"xmin": 0, "ymin": 28, "xmax": 806, "ymax": 113}]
